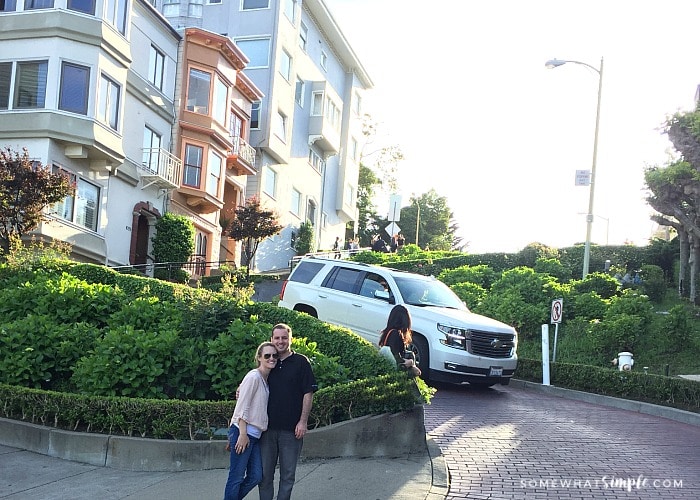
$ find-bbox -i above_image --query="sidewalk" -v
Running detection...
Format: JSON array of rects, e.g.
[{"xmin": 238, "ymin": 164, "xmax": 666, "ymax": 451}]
[{"xmin": 0, "ymin": 439, "xmax": 447, "ymax": 500}]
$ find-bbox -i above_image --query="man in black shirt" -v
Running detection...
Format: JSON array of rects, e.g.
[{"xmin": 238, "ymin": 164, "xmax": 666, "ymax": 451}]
[{"xmin": 258, "ymin": 323, "xmax": 317, "ymax": 500}]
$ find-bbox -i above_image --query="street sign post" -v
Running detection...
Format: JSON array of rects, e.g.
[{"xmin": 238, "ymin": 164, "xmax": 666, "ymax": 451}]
[
  {"xmin": 575, "ymin": 170, "xmax": 591, "ymax": 186},
  {"xmin": 385, "ymin": 222, "xmax": 400, "ymax": 238},
  {"xmin": 550, "ymin": 298, "xmax": 563, "ymax": 362}
]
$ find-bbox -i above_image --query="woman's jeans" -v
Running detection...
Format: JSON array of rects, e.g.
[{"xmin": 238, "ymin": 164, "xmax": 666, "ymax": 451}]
[{"xmin": 224, "ymin": 425, "xmax": 262, "ymax": 500}]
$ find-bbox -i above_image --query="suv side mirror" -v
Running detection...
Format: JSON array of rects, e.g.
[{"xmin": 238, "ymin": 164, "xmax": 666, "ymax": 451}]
[{"xmin": 374, "ymin": 290, "xmax": 394, "ymax": 303}]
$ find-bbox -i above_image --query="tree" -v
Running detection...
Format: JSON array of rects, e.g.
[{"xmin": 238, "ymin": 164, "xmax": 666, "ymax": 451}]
[
  {"xmin": 226, "ymin": 196, "xmax": 282, "ymax": 276},
  {"xmin": 384, "ymin": 190, "xmax": 460, "ymax": 251},
  {"xmin": 0, "ymin": 147, "xmax": 74, "ymax": 257},
  {"xmin": 151, "ymin": 212, "xmax": 195, "ymax": 282},
  {"xmin": 352, "ymin": 164, "xmax": 382, "ymax": 247},
  {"xmin": 294, "ymin": 221, "xmax": 314, "ymax": 255},
  {"xmin": 645, "ymin": 108, "xmax": 700, "ymax": 302}
]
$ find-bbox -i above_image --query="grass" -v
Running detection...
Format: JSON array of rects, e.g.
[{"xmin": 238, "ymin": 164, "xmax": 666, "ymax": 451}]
[{"xmin": 518, "ymin": 288, "xmax": 700, "ymax": 377}]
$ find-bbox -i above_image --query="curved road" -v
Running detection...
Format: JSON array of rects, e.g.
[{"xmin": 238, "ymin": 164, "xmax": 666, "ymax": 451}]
[{"xmin": 424, "ymin": 383, "xmax": 700, "ymax": 499}]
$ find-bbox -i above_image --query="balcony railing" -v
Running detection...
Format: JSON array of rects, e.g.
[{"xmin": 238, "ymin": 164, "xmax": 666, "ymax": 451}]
[
  {"xmin": 140, "ymin": 148, "xmax": 182, "ymax": 190},
  {"xmin": 231, "ymin": 136, "xmax": 256, "ymax": 167}
]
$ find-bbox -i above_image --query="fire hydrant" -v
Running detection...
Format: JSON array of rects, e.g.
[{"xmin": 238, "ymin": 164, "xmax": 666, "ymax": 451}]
[{"xmin": 617, "ymin": 352, "xmax": 634, "ymax": 371}]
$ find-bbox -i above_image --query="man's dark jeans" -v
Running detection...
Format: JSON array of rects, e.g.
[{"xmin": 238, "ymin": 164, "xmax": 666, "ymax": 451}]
[{"xmin": 258, "ymin": 429, "xmax": 303, "ymax": 500}]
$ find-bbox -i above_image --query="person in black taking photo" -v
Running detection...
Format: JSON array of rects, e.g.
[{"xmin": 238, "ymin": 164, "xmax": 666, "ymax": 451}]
[
  {"xmin": 258, "ymin": 323, "xmax": 317, "ymax": 500},
  {"xmin": 378, "ymin": 305, "xmax": 421, "ymax": 377}
]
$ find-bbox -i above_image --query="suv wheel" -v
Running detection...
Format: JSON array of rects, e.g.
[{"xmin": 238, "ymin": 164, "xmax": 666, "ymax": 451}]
[
  {"xmin": 293, "ymin": 304, "xmax": 318, "ymax": 318},
  {"xmin": 410, "ymin": 334, "xmax": 430, "ymax": 381}
]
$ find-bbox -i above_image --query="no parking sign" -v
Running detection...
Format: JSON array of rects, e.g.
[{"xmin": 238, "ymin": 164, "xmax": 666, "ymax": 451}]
[{"xmin": 550, "ymin": 298, "xmax": 563, "ymax": 324}]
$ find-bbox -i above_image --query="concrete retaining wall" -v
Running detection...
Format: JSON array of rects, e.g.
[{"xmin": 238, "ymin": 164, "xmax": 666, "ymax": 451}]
[{"xmin": 0, "ymin": 405, "xmax": 425, "ymax": 472}]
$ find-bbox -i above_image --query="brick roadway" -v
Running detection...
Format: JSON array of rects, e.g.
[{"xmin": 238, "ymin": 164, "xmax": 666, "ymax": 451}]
[{"xmin": 423, "ymin": 383, "xmax": 700, "ymax": 499}]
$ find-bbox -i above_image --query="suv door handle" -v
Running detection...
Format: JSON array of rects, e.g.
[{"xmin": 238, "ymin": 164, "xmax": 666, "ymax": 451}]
[
  {"xmin": 318, "ymin": 293, "xmax": 328, "ymax": 298},
  {"xmin": 352, "ymin": 303, "xmax": 362, "ymax": 307}
]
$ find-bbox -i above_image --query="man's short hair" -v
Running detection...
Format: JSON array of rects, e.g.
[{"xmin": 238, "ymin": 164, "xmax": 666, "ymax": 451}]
[{"xmin": 272, "ymin": 323, "xmax": 292, "ymax": 336}]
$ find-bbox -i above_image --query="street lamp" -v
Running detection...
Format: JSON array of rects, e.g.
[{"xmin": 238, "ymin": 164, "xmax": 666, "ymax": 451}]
[
  {"xmin": 412, "ymin": 194, "xmax": 421, "ymax": 246},
  {"xmin": 545, "ymin": 57, "xmax": 604, "ymax": 278}
]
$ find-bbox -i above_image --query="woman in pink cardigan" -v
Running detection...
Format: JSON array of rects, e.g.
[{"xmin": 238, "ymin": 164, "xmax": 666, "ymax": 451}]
[{"xmin": 224, "ymin": 342, "xmax": 278, "ymax": 500}]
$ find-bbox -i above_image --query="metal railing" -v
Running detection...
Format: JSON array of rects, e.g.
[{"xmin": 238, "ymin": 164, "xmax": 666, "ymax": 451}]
[
  {"xmin": 141, "ymin": 148, "xmax": 182, "ymax": 186},
  {"xmin": 110, "ymin": 258, "xmax": 238, "ymax": 280},
  {"xmin": 289, "ymin": 247, "xmax": 370, "ymax": 270},
  {"xmin": 231, "ymin": 136, "xmax": 256, "ymax": 167}
]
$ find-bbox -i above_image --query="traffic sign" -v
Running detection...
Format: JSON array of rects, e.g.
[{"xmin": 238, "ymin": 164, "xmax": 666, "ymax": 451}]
[
  {"xmin": 550, "ymin": 298, "xmax": 563, "ymax": 324},
  {"xmin": 385, "ymin": 222, "xmax": 400, "ymax": 238},
  {"xmin": 575, "ymin": 170, "xmax": 591, "ymax": 186}
]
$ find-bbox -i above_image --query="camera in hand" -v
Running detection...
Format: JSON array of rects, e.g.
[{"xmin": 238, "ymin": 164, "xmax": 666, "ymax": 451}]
[{"xmin": 403, "ymin": 351, "xmax": 416, "ymax": 363}]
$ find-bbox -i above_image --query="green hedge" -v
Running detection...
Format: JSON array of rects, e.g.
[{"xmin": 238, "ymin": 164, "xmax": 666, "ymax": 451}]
[
  {"xmin": 515, "ymin": 358, "xmax": 700, "ymax": 413},
  {"xmin": 0, "ymin": 372, "xmax": 424, "ymax": 439}
]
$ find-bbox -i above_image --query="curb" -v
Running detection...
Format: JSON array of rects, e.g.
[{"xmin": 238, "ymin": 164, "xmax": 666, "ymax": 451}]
[
  {"xmin": 425, "ymin": 435, "xmax": 449, "ymax": 499},
  {"xmin": 510, "ymin": 379, "xmax": 700, "ymax": 427}
]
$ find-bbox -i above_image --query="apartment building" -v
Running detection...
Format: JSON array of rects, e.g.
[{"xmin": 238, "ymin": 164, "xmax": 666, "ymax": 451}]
[
  {"xmin": 170, "ymin": 27, "xmax": 263, "ymax": 272},
  {"xmin": 160, "ymin": 0, "xmax": 373, "ymax": 272},
  {"xmin": 0, "ymin": 0, "xmax": 181, "ymax": 266},
  {"xmin": 1, "ymin": 1, "xmax": 263, "ymax": 275}
]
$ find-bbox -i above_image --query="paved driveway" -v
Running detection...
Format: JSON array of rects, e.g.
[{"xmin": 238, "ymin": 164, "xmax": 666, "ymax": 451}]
[{"xmin": 424, "ymin": 383, "xmax": 700, "ymax": 499}]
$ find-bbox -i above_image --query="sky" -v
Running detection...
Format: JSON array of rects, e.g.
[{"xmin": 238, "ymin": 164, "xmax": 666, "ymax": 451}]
[{"xmin": 323, "ymin": 0, "xmax": 700, "ymax": 253}]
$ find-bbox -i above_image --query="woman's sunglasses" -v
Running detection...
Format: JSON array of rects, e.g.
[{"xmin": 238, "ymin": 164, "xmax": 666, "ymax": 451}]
[{"xmin": 263, "ymin": 353, "xmax": 279, "ymax": 360}]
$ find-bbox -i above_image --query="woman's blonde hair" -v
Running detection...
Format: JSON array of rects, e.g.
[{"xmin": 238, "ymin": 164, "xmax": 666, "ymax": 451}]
[{"xmin": 255, "ymin": 341, "xmax": 277, "ymax": 366}]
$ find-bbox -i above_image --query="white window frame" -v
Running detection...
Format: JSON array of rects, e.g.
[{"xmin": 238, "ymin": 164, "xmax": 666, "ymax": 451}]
[
  {"xmin": 206, "ymin": 150, "xmax": 222, "ymax": 197},
  {"xmin": 213, "ymin": 76, "xmax": 228, "ymax": 125},
  {"xmin": 188, "ymin": 0, "xmax": 203, "ymax": 17},
  {"xmin": 148, "ymin": 45, "xmax": 165, "ymax": 91},
  {"xmin": 279, "ymin": 49, "xmax": 292, "ymax": 81},
  {"xmin": 250, "ymin": 100, "xmax": 261, "ymax": 129},
  {"xmin": 51, "ymin": 165, "xmax": 100, "ymax": 232},
  {"xmin": 186, "ymin": 67, "xmax": 211, "ymax": 115},
  {"xmin": 234, "ymin": 37, "xmax": 271, "ymax": 69},
  {"xmin": 290, "ymin": 188, "xmax": 301, "ymax": 216},
  {"xmin": 273, "ymin": 110, "xmax": 287, "ymax": 142},
  {"xmin": 162, "ymin": 0, "xmax": 178, "ymax": 16},
  {"xmin": 58, "ymin": 61, "xmax": 89, "ymax": 115},
  {"xmin": 98, "ymin": 73, "xmax": 120, "ymax": 130},
  {"xmin": 295, "ymin": 76, "xmax": 305, "ymax": 106},
  {"xmin": 283, "ymin": 0, "xmax": 296, "ymax": 23},
  {"xmin": 241, "ymin": 0, "xmax": 268, "ymax": 10},
  {"xmin": 263, "ymin": 165, "xmax": 277, "ymax": 198},
  {"xmin": 298, "ymin": 22, "xmax": 308, "ymax": 51},
  {"xmin": 12, "ymin": 60, "xmax": 49, "ymax": 110},
  {"xmin": 320, "ymin": 50, "xmax": 328, "ymax": 70},
  {"xmin": 142, "ymin": 126, "xmax": 162, "ymax": 172}
]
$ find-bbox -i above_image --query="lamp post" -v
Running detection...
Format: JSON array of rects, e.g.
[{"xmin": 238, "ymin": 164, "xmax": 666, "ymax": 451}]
[
  {"xmin": 413, "ymin": 195, "xmax": 421, "ymax": 246},
  {"xmin": 545, "ymin": 56, "xmax": 604, "ymax": 278}
]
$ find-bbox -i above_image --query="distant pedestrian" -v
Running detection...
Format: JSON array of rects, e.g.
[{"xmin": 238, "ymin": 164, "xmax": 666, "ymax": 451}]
[
  {"xmin": 332, "ymin": 237, "xmax": 341, "ymax": 259},
  {"xmin": 371, "ymin": 235, "xmax": 388, "ymax": 253},
  {"xmin": 224, "ymin": 342, "xmax": 278, "ymax": 500},
  {"xmin": 397, "ymin": 233, "xmax": 405, "ymax": 251}
]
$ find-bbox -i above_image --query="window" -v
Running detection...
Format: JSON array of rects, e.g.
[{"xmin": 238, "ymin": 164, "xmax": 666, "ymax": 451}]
[
  {"xmin": 307, "ymin": 201, "xmax": 316, "ymax": 225},
  {"xmin": 1, "ymin": 0, "xmax": 17, "ymax": 12},
  {"xmin": 162, "ymin": 0, "xmax": 178, "ymax": 16},
  {"xmin": 354, "ymin": 93, "xmax": 362, "ymax": 116},
  {"xmin": 186, "ymin": 68, "xmax": 211, "ymax": 114},
  {"xmin": 188, "ymin": 0, "xmax": 203, "ymax": 17},
  {"xmin": 25, "ymin": 0, "xmax": 53, "ymax": 9},
  {"xmin": 235, "ymin": 38, "xmax": 270, "ymax": 68},
  {"xmin": 104, "ymin": 0, "xmax": 128, "ymax": 35},
  {"xmin": 59, "ymin": 62, "xmax": 89, "ymax": 115},
  {"xmin": 212, "ymin": 77, "xmax": 228, "ymax": 125},
  {"xmin": 230, "ymin": 112, "xmax": 243, "ymax": 138},
  {"xmin": 250, "ymin": 100, "xmax": 261, "ymax": 129},
  {"xmin": 283, "ymin": 0, "xmax": 296, "ymax": 22},
  {"xmin": 207, "ymin": 151, "xmax": 222, "ymax": 196},
  {"xmin": 311, "ymin": 92, "xmax": 323, "ymax": 115},
  {"xmin": 52, "ymin": 165, "xmax": 99, "ymax": 232},
  {"xmin": 263, "ymin": 165, "xmax": 276, "ymax": 197},
  {"xmin": 308, "ymin": 149, "xmax": 324, "ymax": 173},
  {"xmin": 0, "ymin": 62, "xmax": 11, "ymax": 109},
  {"xmin": 67, "ymin": 0, "xmax": 95, "ymax": 14},
  {"xmin": 345, "ymin": 184, "xmax": 354, "ymax": 205},
  {"xmin": 320, "ymin": 50, "xmax": 328, "ymax": 70},
  {"xmin": 242, "ymin": 0, "xmax": 268, "ymax": 9},
  {"xmin": 98, "ymin": 74, "xmax": 120, "ymax": 130},
  {"xmin": 273, "ymin": 111, "xmax": 287, "ymax": 141},
  {"xmin": 183, "ymin": 144, "xmax": 203, "ymax": 187},
  {"xmin": 294, "ymin": 77, "xmax": 304, "ymax": 106},
  {"xmin": 298, "ymin": 22, "xmax": 308, "ymax": 51},
  {"xmin": 349, "ymin": 137, "xmax": 359, "ymax": 162},
  {"xmin": 208, "ymin": 0, "xmax": 221, "ymax": 3},
  {"xmin": 142, "ymin": 126, "xmax": 162, "ymax": 172},
  {"xmin": 148, "ymin": 45, "xmax": 165, "ymax": 91},
  {"xmin": 279, "ymin": 50, "xmax": 292, "ymax": 81},
  {"xmin": 290, "ymin": 188, "xmax": 301, "ymax": 216},
  {"xmin": 14, "ymin": 60, "xmax": 48, "ymax": 109}
]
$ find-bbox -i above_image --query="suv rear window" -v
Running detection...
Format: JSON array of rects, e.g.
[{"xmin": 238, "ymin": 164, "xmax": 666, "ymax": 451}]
[{"xmin": 289, "ymin": 261, "xmax": 325, "ymax": 284}]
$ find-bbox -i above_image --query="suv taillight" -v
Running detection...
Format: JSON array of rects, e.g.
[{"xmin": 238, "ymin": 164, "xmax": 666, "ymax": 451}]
[{"xmin": 280, "ymin": 280, "xmax": 288, "ymax": 300}]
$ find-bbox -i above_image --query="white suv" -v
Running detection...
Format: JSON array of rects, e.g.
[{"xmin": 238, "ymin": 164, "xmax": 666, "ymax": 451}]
[{"xmin": 279, "ymin": 257, "xmax": 518, "ymax": 386}]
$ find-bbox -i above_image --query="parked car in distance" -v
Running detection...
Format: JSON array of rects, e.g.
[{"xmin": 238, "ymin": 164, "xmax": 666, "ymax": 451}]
[{"xmin": 278, "ymin": 257, "xmax": 518, "ymax": 386}]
